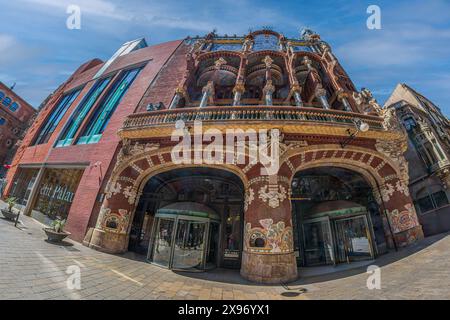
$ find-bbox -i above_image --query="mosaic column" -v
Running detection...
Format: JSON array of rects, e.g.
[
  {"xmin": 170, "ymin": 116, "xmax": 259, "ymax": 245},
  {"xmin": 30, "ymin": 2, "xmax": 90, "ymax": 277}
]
[
  {"xmin": 199, "ymin": 81, "xmax": 214, "ymax": 108},
  {"xmin": 169, "ymin": 87, "xmax": 185, "ymax": 110},
  {"xmin": 88, "ymin": 179, "xmax": 138, "ymax": 253},
  {"xmin": 315, "ymin": 86, "xmax": 331, "ymax": 110},
  {"xmin": 241, "ymin": 170, "xmax": 297, "ymax": 284},
  {"xmin": 378, "ymin": 178, "xmax": 424, "ymax": 248},
  {"xmin": 290, "ymin": 84, "xmax": 303, "ymax": 107},
  {"xmin": 232, "ymin": 83, "xmax": 245, "ymax": 106},
  {"xmin": 337, "ymin": 91, "xmax": 353, "ymax": 112},
  {"xmin": 263, "ymin": 80, "xmax": 275, "ymax": 106}
]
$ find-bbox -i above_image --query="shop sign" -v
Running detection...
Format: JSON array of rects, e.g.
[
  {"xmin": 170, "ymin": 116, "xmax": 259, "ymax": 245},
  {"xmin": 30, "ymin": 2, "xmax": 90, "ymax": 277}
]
[{"xmin": 39, "ymin": 184, "xmax": 75, "ymax": 203}]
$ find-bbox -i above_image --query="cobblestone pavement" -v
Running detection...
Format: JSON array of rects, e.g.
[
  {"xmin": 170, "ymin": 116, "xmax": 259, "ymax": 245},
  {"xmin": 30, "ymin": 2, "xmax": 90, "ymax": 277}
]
[{"xmin": 1, "ymin": 212, "xmax": 450, "ymax": 300}]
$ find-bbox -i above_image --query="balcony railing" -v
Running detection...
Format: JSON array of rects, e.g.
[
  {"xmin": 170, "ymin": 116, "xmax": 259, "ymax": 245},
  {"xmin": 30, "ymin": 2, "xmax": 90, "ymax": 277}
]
[{"xmin": 122, "ymin": 105, "xmax": 385, "ymax": 132}]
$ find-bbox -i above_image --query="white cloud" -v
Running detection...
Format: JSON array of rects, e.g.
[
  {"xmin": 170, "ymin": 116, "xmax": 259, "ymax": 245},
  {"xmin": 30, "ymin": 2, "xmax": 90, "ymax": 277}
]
[
  {"xmin": 21, "ymin": 0, "xmax": 130, "ymax": 20},
  {"xmin": 0, "ymin": 34, "xmax": 37, "ymax": 66}
]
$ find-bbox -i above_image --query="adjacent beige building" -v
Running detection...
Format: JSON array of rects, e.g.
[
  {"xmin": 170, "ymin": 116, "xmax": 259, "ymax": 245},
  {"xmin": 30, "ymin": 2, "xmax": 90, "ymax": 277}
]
[{"xmin": 385, "ymin": 84, "xmax": 450, "ymax": 235}]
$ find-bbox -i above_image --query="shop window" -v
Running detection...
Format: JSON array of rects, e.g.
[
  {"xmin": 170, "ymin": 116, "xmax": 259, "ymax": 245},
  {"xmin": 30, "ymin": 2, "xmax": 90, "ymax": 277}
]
[
  {"xmin": 56, "ymin": 77, "xmax": 112, "ymax": 147},
  {"xmin": 77, "ymin": 67, "xmax": 141, "ymax": 145},
  {"xmin": 417, "ymin": 191, "xmax": 449, "ymax": 214},
  {"xmin": 31, "ymin": 168, "xmax": 84, "ymax": 225},
  {"xmin": 33, "ymin": 89, "xmax": 81, "ymax": 145},
  {"xmin": 9, "ymin": 168, "xmax": 40, "ymax": 206}
]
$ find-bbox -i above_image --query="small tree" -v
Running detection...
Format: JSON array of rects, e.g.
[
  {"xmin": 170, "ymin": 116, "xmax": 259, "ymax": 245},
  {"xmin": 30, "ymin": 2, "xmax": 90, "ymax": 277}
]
[{"xmin": 5, "ymin": 197, "xmax": 17, "ymax": 213}]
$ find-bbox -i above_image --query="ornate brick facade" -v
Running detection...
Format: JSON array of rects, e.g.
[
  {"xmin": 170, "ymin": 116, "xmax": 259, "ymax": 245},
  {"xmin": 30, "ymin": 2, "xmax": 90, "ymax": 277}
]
[{"xmin": 5, "ymin": 29, "xmax": 424, "ymax": 284}]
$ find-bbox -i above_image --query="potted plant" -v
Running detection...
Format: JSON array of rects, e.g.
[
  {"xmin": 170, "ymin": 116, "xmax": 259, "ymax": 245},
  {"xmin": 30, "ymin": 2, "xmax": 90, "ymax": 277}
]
[
  {"xmin": 43, "ymin": 218, "xmax": 71, "ymax": 242},
  {"xmin": 1, "ymin": 197, "xmax": 18, "ymax": 221}
]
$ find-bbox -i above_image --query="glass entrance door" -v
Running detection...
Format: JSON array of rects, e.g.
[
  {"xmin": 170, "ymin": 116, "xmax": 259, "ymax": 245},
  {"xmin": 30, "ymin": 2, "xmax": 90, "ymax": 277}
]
[
  {"xmin": 149, "ymin": 214, "xmax": 219, "ymax": 271},
  {"xmin": 150, "ymin": 218, "xmax": 175, "ymax": 267},
  {"xmin": 334, "ymin": 215, "xmax": 374, "ymax": 263},
  {"xmin": 172, "ymin": 220, "xmax": 207, "ymax": 270},
  {"xmin": 302, "ymin": 217, "xmax": 335, "ymax": 266}
]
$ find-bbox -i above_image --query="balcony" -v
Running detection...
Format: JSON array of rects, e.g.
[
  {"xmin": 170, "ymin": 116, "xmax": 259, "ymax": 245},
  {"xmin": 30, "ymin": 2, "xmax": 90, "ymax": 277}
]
[{"xmin": 118, "ymin": 105, "xmax": 399, "ymax": 140}]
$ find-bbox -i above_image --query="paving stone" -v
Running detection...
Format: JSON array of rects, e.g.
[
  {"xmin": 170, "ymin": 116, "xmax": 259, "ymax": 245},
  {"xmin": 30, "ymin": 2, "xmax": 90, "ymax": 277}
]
[{"xmin": 2, "ymin": 214, "xmax": 450, "ymax": 300}]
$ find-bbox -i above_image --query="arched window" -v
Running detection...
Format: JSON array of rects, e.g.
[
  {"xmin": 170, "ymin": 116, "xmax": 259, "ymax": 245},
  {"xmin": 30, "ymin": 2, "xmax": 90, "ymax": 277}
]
[
  {"xmin": 0, "ymin": 91, "xmax": 5, "ymax": 101},
  {"xmin": 0, "ymin": 118, "xmax": 6, "ymax": 125},
  {"xmin": 9, "ymin": 102, "xmax": 19, "ymax": 112},
  {"xmin": 2, "ymin": 97, "xmax": 12, "ymax": 107}
]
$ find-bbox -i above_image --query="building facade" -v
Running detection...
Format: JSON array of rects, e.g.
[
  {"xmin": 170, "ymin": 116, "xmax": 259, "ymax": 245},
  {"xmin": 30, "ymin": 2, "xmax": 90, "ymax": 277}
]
[
  {"xmin": 4, "ymin": 29, "xmax": 423, "ymax": 284},
  {"xmin": 0, "ymin": 82, "xmax": 36, "ymax": 178},
  {"xmin": 385, "ymin": 84, "xmax": 450, "ymax": 236}
]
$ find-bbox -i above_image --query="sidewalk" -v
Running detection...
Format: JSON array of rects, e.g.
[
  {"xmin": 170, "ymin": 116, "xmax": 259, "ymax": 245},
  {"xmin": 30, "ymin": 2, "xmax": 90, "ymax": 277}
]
[{"xmin": 1, "ymin": 208, "xmax": 450, "ymax": 299}]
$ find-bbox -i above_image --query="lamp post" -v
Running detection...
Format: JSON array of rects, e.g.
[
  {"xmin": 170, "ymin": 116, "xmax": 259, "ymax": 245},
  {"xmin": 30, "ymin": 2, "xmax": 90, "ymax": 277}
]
[{"xmin": 340, "ymin": 118, "xmax": 370, "ymax": 149}]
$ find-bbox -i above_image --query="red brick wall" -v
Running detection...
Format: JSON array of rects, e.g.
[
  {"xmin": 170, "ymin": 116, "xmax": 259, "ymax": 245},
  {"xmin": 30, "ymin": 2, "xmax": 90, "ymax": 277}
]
[
  {"xmin": 0, "ymin": 82, "xmax": 36, "ymax": 172},
  {"xmin": 137, "ymin": 43, "xmax": 189, "ymax": 112}
]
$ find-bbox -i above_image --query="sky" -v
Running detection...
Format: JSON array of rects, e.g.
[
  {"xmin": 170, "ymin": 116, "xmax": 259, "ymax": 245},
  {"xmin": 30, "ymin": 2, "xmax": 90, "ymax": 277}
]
[{"xmin": 1, "ymin": 0, "xmax": 450, "ymax": 114}]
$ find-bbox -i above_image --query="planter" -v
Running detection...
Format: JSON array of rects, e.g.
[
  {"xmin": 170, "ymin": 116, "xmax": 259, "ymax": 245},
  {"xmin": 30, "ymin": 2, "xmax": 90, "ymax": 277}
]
[
  {"xmin": 43, "ymin": 228, "xmax": 71, "ymax": 243},
  {"xmin": 1, "ymin": 209, "xmax": 18, "ymax": 221}
]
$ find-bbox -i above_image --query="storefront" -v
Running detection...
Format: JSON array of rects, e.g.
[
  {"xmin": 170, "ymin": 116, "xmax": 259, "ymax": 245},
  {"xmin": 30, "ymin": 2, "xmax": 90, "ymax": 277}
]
[
  {"xmin": 128, "ymin": 167, "xmax": 244, "ymax": 270},
  {"xmin": 9, "ymin": 166, "xmax": 84, "ymax": 225},
  {"xmin": 292, "ymin": 167, "xmax": 386, "ymax": 267}
]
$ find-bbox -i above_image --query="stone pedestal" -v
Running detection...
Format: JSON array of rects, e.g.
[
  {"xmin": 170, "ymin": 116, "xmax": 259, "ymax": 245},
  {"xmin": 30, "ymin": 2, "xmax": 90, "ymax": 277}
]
[
  {"xmin": 88, "ymin": 227, "xmax": 129, "ymax": 254},
  {"xmin": 241, "ymin": 251, "xmax": 297, "ymax": 284}
]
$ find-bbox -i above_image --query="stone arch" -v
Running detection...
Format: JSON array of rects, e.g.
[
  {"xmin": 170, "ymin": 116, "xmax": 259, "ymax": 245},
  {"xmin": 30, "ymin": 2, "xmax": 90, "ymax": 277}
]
[
  {"xmin": 110, "ymin": 145, "xmax": 250, "ymax": 197},
  {"xmin": 278, "ymin": 143, "xmax": 423, "ymax": 248},
  {"xmin": 280, "ymin": 144, "xmax": 403, "ymax": 185}
]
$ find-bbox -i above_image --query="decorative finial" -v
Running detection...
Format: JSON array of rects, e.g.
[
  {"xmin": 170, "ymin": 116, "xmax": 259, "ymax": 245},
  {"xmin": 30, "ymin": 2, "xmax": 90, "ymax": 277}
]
[
  {"xmin": 215, "ymin": 57, "xmax": 227, "ymax": 70},
  {"xmin": 263, "ymin": 55, "xmax": 274, "ymax": 68}
]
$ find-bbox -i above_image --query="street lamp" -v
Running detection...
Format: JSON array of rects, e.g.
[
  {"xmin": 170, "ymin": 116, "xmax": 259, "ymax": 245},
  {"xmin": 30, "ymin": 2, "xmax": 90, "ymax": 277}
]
[{"xmin": 340, "ymin": 118, "xmax": 370, "ymax": 149}]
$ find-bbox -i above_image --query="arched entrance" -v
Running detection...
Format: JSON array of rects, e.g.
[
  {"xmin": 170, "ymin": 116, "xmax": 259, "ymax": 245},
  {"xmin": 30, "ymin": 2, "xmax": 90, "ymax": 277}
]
[
  {"xmin": 128, "ymin": 167, "xmax": 245, "ymax": 270},
  {"xmin": 291, "ymin": 167, "xmax": 387, "ymax": 267}
]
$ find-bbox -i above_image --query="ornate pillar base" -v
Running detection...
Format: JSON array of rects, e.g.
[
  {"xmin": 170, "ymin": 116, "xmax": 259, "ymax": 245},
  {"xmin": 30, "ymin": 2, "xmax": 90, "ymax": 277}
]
[
  {"xmin": 240, "ymin": 251, "xmax": 298, "ymax": 284},
  {"xmin": 88, "ymin": 228, "xmax": 129, "ymax": 254},
  {"xmin": 393, "ymin": 225, "xmax": 424, "ymax": 247}
]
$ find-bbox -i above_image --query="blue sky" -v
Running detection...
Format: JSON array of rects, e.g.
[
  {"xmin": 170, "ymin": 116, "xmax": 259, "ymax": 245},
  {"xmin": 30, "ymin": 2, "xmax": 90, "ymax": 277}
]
[{"xmin": 1, "ymin": 0, "xmax": 450, "ymax": 114}]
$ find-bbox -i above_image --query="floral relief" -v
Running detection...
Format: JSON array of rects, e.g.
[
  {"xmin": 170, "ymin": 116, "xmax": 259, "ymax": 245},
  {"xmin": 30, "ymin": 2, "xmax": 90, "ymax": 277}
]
[
  {"xmin": 395, "ymin": 180, "xmax": 410, "ymax": 197},
  {"xmin": 386, "ymin": 203, "xmax": 419, "ymax": 233},
  {"xmin": 123, "ymin": 185, "xmax": 138, "ymax": 205},
  {"xmin": 244, "ymin": 218, "xmax": 293, "ymax": 254},
  {"xmin": 102, "ymin": 209, "xmax": 130, "ymax": 234},
  {"xmin": 105, "ymin": 182, "xmax": 122, "ymax": 199},
  {"xmin": 381, "ymin": 183, "xmax": 395, "ymax": 202},
  {"xmin": 258, "ymin": 184, "xmax": 287, "ymax": 209},
  {"xmin": 244, "ymin": 188, "xmax": 255, "ymax": 212}
]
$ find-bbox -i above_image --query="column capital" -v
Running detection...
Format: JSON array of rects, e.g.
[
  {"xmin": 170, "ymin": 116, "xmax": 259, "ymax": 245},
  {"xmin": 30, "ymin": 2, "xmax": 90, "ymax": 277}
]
[{"xmin": 233, "ymin": 82, "xmax": 246, "ymax": 94}]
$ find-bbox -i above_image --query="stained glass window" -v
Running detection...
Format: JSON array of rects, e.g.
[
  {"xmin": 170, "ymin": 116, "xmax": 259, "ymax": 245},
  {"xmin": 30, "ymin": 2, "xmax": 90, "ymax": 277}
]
[
  {"xmin": 56, "ymin": 77, "xmax": 112, "ymax": 147},
  {"xmin": 33, "ymin": 89, "xmax": 81, "ymax": 145},
  {"xmin": 252, "ymin": 34, "xmax": 279, "ymax": 51}
]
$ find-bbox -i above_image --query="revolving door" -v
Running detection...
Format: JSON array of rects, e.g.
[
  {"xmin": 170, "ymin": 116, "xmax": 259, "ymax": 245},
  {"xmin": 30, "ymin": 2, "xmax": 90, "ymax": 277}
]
[{"xmin": 148, "ymin": 202, "xmax": 220, "ymax": 271}]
